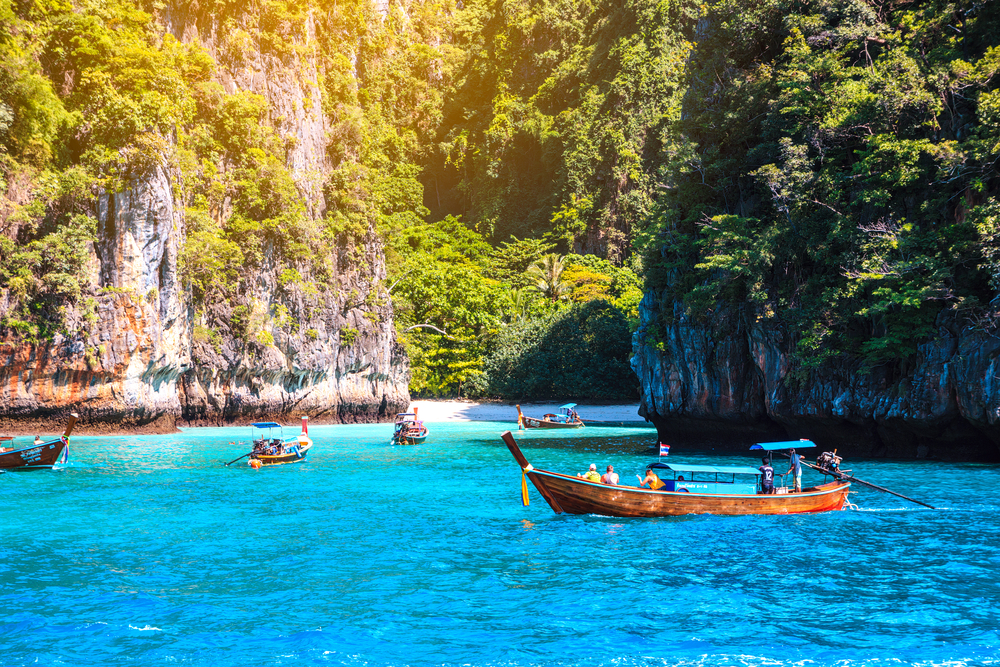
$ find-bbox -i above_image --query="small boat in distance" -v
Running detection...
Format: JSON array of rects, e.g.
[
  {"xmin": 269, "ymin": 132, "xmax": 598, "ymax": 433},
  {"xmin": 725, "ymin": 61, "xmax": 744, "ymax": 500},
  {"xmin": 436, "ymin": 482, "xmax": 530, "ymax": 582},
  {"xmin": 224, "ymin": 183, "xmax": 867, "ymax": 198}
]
[
  {"xmin": 516, "ymin": 403, "xmax": 584, "ymax": 429},
  {"xmin": 392, "ymin": 408, "xmax": 428, "ymax": 445},
  {"xmin": 501, "ymin": 431, "xmax": 851, "ymax": 516},
  {"xmin": 0, "ymin": 413, "xmax": 78, "ymax": 471},
  {"xmin": 229, "ymin": 417, "xmax": 312, "ymax": 468}
]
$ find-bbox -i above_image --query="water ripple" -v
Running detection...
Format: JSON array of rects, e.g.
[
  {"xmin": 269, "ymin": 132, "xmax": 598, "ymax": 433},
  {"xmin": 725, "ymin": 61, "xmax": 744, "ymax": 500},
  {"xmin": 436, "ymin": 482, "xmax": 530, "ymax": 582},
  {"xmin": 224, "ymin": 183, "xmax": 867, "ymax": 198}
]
[{"xmin": 1, "ymin": 422, "xmax": 998, "ymax": 665}]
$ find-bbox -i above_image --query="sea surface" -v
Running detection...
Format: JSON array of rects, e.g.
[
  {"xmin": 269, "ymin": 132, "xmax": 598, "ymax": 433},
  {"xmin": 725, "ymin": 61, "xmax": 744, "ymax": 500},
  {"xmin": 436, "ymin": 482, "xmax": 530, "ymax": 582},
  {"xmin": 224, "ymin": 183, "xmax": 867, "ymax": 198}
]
[{"xmin": 2, "ymin": 421, "xmax": 998, "ymax": 666}]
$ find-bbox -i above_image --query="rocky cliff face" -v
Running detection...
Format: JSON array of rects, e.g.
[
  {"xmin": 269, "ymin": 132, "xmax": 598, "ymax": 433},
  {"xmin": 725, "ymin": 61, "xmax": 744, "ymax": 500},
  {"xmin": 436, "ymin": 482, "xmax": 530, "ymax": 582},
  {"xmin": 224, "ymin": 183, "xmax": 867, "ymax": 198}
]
[
  {"xmin": 164, "ymin": 5, "xmax": 410, "ymax": 425},
  {"xmin": 632, "ymin": 290, "xmax": 1000, "ymax": 461},
  {"xmin": 0, "ymin": 6, "xmax": 409, "ymax": 434},
  {"xmin": 0, "ymin": 165, "xmax": 191, "ymax": 434}
]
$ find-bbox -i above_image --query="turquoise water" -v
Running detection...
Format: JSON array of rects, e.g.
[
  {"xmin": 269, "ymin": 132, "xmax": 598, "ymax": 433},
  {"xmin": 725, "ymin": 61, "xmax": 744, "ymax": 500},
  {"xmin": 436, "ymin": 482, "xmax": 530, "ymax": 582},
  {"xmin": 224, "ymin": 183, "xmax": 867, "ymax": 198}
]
[{"xmin": 2, "ymin": 421, "xmax": 999, "ymax": 666}]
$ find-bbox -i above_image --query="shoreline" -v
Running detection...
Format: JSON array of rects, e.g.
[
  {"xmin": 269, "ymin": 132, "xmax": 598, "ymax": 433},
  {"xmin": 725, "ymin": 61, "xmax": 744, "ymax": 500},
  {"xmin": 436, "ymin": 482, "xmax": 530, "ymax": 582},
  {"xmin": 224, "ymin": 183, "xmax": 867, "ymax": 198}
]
[
  {"xmin": 0, "ymin": 401, "xmax": 645, "ymax": 438},
  {"xmin": 407, "ymin": 400, "xmax": 644, "ymax": 423}
]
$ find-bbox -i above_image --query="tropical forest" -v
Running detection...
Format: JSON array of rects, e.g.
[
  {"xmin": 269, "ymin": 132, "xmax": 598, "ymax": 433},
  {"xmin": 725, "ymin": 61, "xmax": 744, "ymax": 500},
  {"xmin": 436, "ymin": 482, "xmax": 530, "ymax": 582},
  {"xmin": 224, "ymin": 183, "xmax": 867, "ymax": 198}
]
[{"xmin": 1, "ymin": 0, "xmax": 999, "ymax": 421}]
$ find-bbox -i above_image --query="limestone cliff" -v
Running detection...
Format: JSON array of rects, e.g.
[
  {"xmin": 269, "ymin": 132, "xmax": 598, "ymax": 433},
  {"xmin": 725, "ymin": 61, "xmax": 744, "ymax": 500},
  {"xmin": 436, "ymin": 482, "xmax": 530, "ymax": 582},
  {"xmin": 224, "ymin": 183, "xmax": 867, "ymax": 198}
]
[
  {"xmin": 0, "ymin": 5, "xmax": 409, "ymax": 433},
  {"xmin": 632, "ymin": 291, "xmax": 1000, "ymax": 461}
]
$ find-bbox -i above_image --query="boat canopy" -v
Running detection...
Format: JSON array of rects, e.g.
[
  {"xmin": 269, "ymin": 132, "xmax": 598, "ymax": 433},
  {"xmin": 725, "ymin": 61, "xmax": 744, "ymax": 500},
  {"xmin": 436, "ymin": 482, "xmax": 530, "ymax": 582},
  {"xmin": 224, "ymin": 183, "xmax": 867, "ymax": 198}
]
[
  {"xmin": 396, "ymin": 413, "xmax": 416, "ymax": 419},
  {"xmin": 750, "ymin": 440, "xmax": 816, "ymax": 450},
  {"xmin": 649, "ymin": 462, "xmax": 762, "ymax": 476},
  {"xmin": 251, "ymin": 422, "xmax": 283, "ymax": 429},
  {"xmin": 559, "ymin": 403, "xmax": 577, "ymax": 410}
]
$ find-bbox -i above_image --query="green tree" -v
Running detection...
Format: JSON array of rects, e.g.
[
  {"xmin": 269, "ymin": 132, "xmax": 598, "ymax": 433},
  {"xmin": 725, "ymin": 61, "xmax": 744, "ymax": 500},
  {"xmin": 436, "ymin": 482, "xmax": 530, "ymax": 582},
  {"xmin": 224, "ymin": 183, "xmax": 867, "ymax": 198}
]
[{"xmin": 527, "ymin": 253, "xmax": 570, "ymax": 302}]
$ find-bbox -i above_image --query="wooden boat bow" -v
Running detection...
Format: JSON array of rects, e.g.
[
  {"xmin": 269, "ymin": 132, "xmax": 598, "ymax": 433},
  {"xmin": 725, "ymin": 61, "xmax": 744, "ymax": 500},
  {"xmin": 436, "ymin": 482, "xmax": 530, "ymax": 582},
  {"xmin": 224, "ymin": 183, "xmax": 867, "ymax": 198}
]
[{"xmin": 501, "ymin": 430, "xmax": 530, "ymax": 469}]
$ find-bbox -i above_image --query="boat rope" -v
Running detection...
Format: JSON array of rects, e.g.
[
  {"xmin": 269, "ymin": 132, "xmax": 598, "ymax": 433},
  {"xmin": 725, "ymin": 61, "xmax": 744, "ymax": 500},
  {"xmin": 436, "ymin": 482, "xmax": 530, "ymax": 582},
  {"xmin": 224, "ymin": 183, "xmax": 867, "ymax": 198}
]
[{"xmin": 843, "ymin": 491, "xmax": 860, "ymax": 511}]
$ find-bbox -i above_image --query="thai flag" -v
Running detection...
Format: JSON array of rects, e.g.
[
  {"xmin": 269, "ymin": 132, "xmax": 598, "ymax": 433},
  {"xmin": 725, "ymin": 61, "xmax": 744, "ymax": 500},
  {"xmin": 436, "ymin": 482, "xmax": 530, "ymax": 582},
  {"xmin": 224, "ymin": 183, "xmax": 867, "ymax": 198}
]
[{"xmin": 659, "ymin": 442, "xmax": 670, "ymax": 457}]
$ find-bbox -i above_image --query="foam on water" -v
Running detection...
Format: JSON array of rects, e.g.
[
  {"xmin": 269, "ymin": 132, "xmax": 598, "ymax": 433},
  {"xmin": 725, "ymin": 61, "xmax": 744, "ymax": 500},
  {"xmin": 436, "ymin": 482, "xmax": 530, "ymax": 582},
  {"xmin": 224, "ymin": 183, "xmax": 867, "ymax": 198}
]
[{"xmin": 2, "ymin": 421, "xmax": 998, "ymax": 666}]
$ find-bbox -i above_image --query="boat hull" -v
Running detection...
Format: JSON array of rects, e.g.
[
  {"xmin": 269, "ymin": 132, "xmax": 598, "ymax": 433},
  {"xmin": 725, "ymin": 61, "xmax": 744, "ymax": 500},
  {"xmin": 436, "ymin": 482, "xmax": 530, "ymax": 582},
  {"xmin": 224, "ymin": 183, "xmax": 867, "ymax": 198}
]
[
  {"xmin": 393, "ymin": 434, "xmax": 427, "ymax": 445},
  {"xmin": 252, "ymin": 443, "xmax": 311, "ymax": 466},
  {"xmin": 525, "ymin": 469, "xmax": 850, "ymax": 517},
  {"xmin": 521, "ymin": 416, "xmax": 584, "ymax": 429},
  {"xmin": 0, "ymin": 439, "xmax": 68, "ymax": 471}
]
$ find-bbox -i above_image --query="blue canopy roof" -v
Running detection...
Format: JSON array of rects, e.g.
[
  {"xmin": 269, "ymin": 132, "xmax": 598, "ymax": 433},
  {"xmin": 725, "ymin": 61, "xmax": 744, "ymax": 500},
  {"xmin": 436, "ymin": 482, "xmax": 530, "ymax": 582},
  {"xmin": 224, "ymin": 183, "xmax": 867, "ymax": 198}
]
[
  {"xmin": 649, "ymin": 462, "xmax": 762, "ymax": 476},
  {"xmin": 559, "ymin": 403, "xmax": 577, "ymax": 410},
  {"xmin": 251, "ymin": 422, "xmax": 282, "ymax": 429},
  {"xmin": 751, "ymin": 440, "xmax": 816, "ymax": 451}
]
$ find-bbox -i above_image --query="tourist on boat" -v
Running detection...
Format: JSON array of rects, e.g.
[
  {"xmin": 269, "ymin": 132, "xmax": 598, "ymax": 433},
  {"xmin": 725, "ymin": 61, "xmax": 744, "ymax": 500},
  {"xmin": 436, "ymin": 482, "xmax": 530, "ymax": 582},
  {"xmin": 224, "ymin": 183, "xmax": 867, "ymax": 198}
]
[
  {"xmin": 34, "ymin": 435, "xmax": 42, "ymax": 445},
  {"xmin": 759, "ymin": 458, "xmax": 775, "ymax": 494},
  {"xmin": 578, "ymin": 464, "xmax": 602, "ymax": 482},
  {"xmin": 786, "ymin": 448, "xmax": 803, "ymax": 493},
  {"xmin": 601, "ymin": 465, "xmax": 619, "ymax": 485},
  {"xmin": 637, "ymin": 467, "xmax": 666, "ymax": 491}
]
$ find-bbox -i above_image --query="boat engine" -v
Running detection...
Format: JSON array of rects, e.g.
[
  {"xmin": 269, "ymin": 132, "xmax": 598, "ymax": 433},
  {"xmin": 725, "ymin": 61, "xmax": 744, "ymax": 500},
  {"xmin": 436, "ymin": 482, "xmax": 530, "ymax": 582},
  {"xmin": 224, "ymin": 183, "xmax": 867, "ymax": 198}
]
[{"xmin": 816, "ymin": 451, "xmax": 842, "ymax": 475}]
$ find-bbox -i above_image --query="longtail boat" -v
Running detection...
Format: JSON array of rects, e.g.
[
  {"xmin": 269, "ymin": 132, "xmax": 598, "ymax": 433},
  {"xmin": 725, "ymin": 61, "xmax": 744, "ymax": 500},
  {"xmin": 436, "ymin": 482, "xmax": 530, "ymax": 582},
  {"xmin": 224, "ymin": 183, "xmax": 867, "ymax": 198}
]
[
  {"xmin": 516, "ymin": 403, "xmax": 584, "ymax": 429},
  {"xmin": 392, "ymin": 407, "xmax": 428, "ymax": 445},
  {"xmin": 227, "ymin": 417, "xmax": 312, "ymax": 468},
  {"xmin": 501, "ymin": 431, "xmax": 851, "ymax": 517},
  {"xmin": 0, "ymin": 413, "xmax": 78, "ymax": 471}
]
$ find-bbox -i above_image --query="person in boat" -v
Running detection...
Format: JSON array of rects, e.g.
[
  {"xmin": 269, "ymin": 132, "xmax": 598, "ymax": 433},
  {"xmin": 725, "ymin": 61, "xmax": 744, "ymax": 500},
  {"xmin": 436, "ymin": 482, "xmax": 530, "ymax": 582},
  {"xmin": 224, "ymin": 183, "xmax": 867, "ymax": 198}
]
[
  {"xmin": 578, "ymin": 464, "xmax": 602, "ymax": 482},
  {"xmin": 601, "ymin": 465, "xmax": 619, "ymax": 485},
  {"xmin": 759, "ymin": 458, "xmax": 775, "ymax": 494},
  {"xmin": 637, "ymin": 466, "xmax": 666, "ymax": 491},
  {"xmin": 786, "ymin": 448, "xmax": 803, "ymax": 493}
]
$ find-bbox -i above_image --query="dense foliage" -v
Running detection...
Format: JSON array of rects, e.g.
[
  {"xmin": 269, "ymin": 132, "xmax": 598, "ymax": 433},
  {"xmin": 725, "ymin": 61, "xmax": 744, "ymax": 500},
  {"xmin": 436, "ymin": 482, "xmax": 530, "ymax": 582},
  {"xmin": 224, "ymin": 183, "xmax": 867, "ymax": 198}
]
[
  {"xmin": 476, "ymin": 300, "xmax": 637, "ymax": 400},
  {"xmin": 638, "ymin": 0, "xmax": 1000, "ymax": 370},
  {"xmin": 5, "ymin": 0, "xmax": 998, "ymax": 398},
  {"xmin": 384, "ymin": 217, "xmax": 642, "ymax": 397},
  {"xmin": 425, "ymin": 0, "xmax": 693, "ymax": 263}
]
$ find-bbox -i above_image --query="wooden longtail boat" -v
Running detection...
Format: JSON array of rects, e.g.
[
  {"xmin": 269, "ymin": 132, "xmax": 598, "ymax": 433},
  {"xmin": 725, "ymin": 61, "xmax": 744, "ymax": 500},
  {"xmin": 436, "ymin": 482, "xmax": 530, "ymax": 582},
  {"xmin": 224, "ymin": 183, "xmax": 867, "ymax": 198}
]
[
  {"xmin": 516, "ymin": 403, "xmax": 584, "ymax": 429},
  {"xmin": 246, "ymin": 417, "xmax": 313, "ymax": 468},
  {"xmin": 501, "ymin": 431, "xmax": 851, "ymax": 517},
  {"xmin": 392, "ymin": 407, "xmax": 428, "ymax": 445},
  {"xmin": 0, "ymin": 413, "xmax": 78, "ymax": 471}
]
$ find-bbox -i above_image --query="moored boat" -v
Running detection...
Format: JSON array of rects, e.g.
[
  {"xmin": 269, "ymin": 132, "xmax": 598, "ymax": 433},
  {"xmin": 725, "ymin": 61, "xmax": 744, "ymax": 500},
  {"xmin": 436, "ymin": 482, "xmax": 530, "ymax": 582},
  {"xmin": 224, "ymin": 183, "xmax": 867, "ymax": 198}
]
[
  {"xmin": 392, "ymin": 407, "xmax": 428, "ymax": 445},
  {"xmin": 239, "ymin": 417, "xmax": 312, "ymax": 468},
  {"xmin": 501, "ymin": 431, "xmax": 851, "ymax": 517},
  {"xmin": 516, "ymin": 403, "xmax": 584, "ymax": 429},
  {"xmin": 0, "ymin": 413, "xmax": 78, "ymax": 471}
]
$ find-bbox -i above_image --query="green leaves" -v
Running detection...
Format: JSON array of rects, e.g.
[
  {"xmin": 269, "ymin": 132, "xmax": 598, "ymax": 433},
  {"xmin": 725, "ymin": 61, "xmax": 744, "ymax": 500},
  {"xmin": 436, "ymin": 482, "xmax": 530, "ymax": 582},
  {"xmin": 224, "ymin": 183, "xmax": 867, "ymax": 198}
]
[
  {"xmin": 476, "ymin": 300, "xmax": 638, "ymax": 400},
  {"xmin": 644, "ymin": 0, "xmax": 1000, "ymax": 371},
  {"xmin": 179, "ymin": 207, "xmax": 244, "ymax": 303}
]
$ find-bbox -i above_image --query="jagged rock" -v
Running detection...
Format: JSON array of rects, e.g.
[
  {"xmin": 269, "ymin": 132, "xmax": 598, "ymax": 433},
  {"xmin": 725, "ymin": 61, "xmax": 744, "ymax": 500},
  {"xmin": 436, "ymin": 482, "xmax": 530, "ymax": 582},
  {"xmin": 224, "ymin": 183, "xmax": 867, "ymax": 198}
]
[{"xmin": 632, "ymin": 290, "xmax": 1000, "ymax": 461}]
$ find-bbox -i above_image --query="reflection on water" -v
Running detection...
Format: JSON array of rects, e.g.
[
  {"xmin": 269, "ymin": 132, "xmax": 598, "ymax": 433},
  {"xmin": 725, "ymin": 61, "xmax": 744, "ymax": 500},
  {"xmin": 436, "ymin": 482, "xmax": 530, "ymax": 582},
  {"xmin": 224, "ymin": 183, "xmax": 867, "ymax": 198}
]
[{"xmin": 1, "ymin": 420, "xmax": 998, "ymax": 666}]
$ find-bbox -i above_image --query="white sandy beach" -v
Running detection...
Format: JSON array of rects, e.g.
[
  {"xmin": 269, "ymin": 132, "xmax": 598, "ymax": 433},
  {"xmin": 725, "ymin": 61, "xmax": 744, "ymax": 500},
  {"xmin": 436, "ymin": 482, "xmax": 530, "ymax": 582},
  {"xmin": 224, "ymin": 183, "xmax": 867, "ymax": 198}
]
[{"xmin": 407, "ymin": 400, "xmax": 643, "ymax": 422}]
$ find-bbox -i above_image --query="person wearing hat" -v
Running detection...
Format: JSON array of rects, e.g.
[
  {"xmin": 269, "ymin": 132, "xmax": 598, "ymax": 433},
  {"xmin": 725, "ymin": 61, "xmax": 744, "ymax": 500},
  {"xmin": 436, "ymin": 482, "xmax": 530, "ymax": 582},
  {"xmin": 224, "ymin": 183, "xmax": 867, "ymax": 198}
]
[
  {"xmin": 577, "ymin": 464, "xmax": 602, "ymax": 483},
  {"xmin": 786, "ymin": 448, "xmax": 803, "ymax": 492}
]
